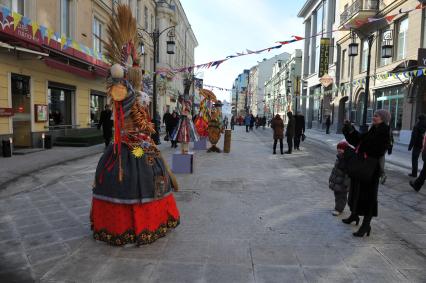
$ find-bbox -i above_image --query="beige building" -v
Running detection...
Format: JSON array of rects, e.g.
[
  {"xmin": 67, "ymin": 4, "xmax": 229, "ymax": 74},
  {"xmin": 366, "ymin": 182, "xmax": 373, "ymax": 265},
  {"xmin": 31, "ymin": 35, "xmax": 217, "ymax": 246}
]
[
  {"xmin": 334, "ymin": 0, "xmax": 426, "ymax": 141},
  {"xmin": 0, "ymin": 0, "xmax": 196, "ymax": 150}
]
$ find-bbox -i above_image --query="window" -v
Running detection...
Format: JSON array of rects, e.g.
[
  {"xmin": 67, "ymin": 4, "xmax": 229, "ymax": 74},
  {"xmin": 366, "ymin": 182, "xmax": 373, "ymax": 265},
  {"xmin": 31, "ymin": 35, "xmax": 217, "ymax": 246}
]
[
  {"xmin": 361, "ymin": 39, "xmax": 368, "ymax": 72},
  {"xmin": 0, "ymin": 0, "xmax": 24, "ymax": 15},
  {"xmin": 136, "ymin": 0, "xmax": 141, "ymax": 24},
  {"xmin": 341, "ymin": 49, "xmax": 346, "ymax": 79},
  {"xmin": 151, "ymin": 14, "xmax": 154, "ymax": 32},
  {"xmin": 397, "ymin": 17, "xmax": 409, "ymax": 60},
  {"xmin": 48, "ymin": 83, "xmax": 75, "ymax": 126},
  {"xmin": 375, "ymin": 86, "xmax": 405, "ymax": 129},
  {"xmin": 144, "ymin": 6, "xmax": 148, "ymax": 30},
  {"xmin": 90, "ymin": 91, "xmax": 107, "ymax": 126},
  {"xmin": 61, "ymin": 0, "xmax": 72, "ymax": 37},
  {"xmin": 93, "ymin": 17, "xmax": 103, "ymax": 53},
  {"xmin": 379, "ymin": 29, "xmax": 392, "ymax": 66}
]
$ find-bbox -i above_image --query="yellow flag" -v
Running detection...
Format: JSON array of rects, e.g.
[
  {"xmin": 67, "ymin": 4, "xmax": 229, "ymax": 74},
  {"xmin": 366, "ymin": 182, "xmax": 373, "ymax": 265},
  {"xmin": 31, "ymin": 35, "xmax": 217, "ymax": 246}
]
[
  {"xmin": 47, "ymin": 29, "xmax": 54, "ymax": 45},
  {"xmin": 60, "ymin": 35, "xmax": 67, "ymax": 49},
  {"xmin": 12, "ymin": 12, "xmax": 22, "ymax": 31},
  {"xmin": 32, "ymin": 22, "xmax": 39, "ymax": 38}
]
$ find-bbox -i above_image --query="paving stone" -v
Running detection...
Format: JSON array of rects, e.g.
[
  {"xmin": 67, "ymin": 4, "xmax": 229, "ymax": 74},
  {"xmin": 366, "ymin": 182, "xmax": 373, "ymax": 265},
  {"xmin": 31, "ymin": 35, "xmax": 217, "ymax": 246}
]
[
  {"xmin": 161, "ymin": 240, "xmax": 209, "ymax": 263},
  {"xmin": 0, "ymin": 267, "xmax": 34, "ymax": 283},
  {"xmin": 26, "ymin": 243, "xmax": 69, "ymax": 265},
  {"xmin": 0, "ymin": 239, "xmax": 23, "ymax": 255},
  {"xmin": 302, "ymin": 267, "xmax": 357, "ymax": 282},
  {"xmin": 149, "ymin": 262, "xmax": 205, "ymax": 283},
  {"xmin": 376, "ymin": 246, "xmax": 426, "ymax": 269},
  {"xmin": 399, "ymin": 268, "xmax": 426, "ymax": 283},
  {"xmin": 0, "ymin": 252, "xmax": 29, "ymax": 272},
  {"xmin": 94, "ymin": 258, "xmax": 156, "ymax": 282},
  {"xmin": 16, "ymin": 223, "xmax": 50, "ymax": 238},
  {"xmin": 206, "ymin": 239, "xmax": 251, "ymax": 266},
  {"xmin": 338, "ymin": 246, "xmax": 391, "ymax": 269},
  {"xmin": 350, "ymin": 267, "xmax": 407, "ymax": 282},
  {"xmin": 21, "ymin": 231, "xmax": 61, "ymax": 250},
  {"xmin": 204, "ymin": 264, "xmax": 254, "ymax": 283},
  {"xmin": 255, "ymin": 265, "xmax": 305, "ymax": 283},
  {"xmin": 55, "ymin": 226, "xmax": 89, "ymax": 241},
  {"xmin": 251, "ymin": 244, "xmax": 299, "ymax": 266}
]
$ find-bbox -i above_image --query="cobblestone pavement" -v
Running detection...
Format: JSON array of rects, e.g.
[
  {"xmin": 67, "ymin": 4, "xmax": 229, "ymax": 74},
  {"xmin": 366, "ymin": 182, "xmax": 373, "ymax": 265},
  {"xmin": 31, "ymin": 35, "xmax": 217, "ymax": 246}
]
[{"xmin": 0, "ymin": 127, "xmax": 425, "ymax": 282}]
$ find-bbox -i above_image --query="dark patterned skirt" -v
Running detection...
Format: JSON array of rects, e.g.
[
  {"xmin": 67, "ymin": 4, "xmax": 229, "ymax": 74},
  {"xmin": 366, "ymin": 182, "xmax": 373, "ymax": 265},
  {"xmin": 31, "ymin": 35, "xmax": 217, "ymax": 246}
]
[{"xmin": 91, "ymin": 144, "xmax": 180, "ymax": 246}]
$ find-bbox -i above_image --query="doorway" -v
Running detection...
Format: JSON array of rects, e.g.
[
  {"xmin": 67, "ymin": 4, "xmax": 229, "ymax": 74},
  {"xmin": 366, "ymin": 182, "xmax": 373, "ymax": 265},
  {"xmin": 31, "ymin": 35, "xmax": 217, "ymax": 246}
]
[{"xmin": 11, "ymin": 74, "xmax": 32, "ymax": 147}]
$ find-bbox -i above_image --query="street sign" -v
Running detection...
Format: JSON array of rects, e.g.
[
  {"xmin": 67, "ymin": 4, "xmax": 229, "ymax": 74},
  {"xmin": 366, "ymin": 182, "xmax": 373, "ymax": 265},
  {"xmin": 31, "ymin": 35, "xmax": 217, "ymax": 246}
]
[
  {"xmin": 318, "ymin": 38, "xmax": 330, "ymax": 77},
  {"xmin": 319, "ymin": 74, "xmax": 334, "ymax": 88}
]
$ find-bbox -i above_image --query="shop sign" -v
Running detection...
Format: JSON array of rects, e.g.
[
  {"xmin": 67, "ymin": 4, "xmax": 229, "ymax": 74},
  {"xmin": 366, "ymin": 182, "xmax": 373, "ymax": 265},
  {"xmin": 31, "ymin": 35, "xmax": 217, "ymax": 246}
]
[
  {"xmin": 0, "ymin": 108, "xmax": 13, "ymax": 117},
  {"xmin": 318, "ymin": 38, "xmax": 330, "ymax": 77},
  {"xmin": 418, "ymin": 48, "xmax": 426, "ymax": 68},
  {"xmin": 319, "ymin": 74, "xmax": 334, "ymax": 88}
]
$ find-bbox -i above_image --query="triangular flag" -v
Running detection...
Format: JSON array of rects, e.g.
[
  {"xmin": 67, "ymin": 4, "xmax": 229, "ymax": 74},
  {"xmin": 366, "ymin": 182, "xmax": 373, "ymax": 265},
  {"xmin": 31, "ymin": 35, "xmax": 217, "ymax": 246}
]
[
  {"xmin": 293, "ymin": 36, "xmax": 304, "ymax": 40},
  {"xmin": 12, "ymin": 12, "xmax": 22, "ymax": 30},
  {"xmin": 21, "ymin": 16, "xmax": 30, "ymax": 26},
  {"xmin": 368, "ymin": 17, "xmax": 381, "ymax": 23},
  {"xmin": 385, "ymin": 15, "xmax": 396, "ymax": 23},
  {"xmin": 47, "ymin": 29, "xmax": 54, "ymax": 45},
  {"xmin": 2, "ymin": 6, "xmax": 11, "ymax": 18},
  {"xmin": 32, "ymin": 22, "xmax": 39, "ymax": 38},
  {"xmin": 39, "ymin": 25, "xmax": 47, "ymax": 38},
  {"xmin": 60, "ymin": 35, "xmax": 67, "ymax": 49}
]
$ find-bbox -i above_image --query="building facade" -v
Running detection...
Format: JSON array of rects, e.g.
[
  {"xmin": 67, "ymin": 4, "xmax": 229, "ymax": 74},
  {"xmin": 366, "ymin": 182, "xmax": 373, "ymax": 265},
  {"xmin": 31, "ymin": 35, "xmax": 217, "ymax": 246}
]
[
  {"xmin": 0, "ymin": 0, "xmax": 196, "ymax": 149},
  {"xmin": 334, "ymin": 0, "xmax": 426, "ymax": 143},
  {"xmin": 231, "ymin": 70, "xmax": 249, "ymax": 116},
  {"xmin": 298, "ymin": 0, "xmax": 339, "ymax": 129}
]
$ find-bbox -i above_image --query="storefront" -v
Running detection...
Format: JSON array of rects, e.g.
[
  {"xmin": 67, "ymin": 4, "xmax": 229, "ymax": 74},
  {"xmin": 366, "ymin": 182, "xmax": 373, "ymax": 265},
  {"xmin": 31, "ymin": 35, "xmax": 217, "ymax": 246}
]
[{"xmin": 374, "ymin": 85, "xmax": 405, "ymax": 130}]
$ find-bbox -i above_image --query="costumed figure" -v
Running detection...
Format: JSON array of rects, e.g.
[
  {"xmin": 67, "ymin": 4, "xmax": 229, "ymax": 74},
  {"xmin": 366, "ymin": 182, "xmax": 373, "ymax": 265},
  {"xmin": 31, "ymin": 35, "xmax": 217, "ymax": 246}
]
[
  {"xmin": 172, "ymin": 90, "xmax": 199, "ymax": 154},
  {"xmin": 194, "ymin": 89, "xmax": 214, "ymax": 138},
  {"xmin": 207, "ymin": 99, "xmax": 224, "ymax": 153},
  {"xmin": 91, "ymin": 4, "xmax": 180, "ymax": 246}
]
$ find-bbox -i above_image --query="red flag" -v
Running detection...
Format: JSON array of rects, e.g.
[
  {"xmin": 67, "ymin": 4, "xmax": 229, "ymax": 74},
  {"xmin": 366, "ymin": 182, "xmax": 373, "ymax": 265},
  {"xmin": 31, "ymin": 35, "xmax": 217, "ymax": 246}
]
[
  {"xmin": 293, "ymin": 36, "xmax": 304, "ymax": 40},
  {"xmin": 385, "ymin": 15, "xmax": 396, "ymax": 23}
]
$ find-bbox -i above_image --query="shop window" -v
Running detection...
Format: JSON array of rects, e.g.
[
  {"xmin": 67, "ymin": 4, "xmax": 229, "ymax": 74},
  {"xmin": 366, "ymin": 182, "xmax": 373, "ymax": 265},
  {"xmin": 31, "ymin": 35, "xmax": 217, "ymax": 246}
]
[
  {"xmin": 375, "ymin": 86, "xmax": 405, "ymax": 130},
  {"xmin": 90, "ymin": 92, "xmax": 107, "ymax": 126},
  {"xmin": 396, "ymin": 17, "xmax": 409, "ymax": 60},
  {"xmin": 48, "ymin": 83, "xmax": 74, "ymax": 126},
  {"xmin": 93, "ymin": 17, "xmax": 103, "ymax": 53}
]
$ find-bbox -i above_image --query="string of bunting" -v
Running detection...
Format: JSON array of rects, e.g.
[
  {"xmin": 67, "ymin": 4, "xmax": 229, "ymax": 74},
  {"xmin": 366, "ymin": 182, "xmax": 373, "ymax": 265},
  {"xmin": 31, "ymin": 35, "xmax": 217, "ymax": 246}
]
[{"xmin": 0, "ymin": 7, "xmax": 107, "ymax": 63}]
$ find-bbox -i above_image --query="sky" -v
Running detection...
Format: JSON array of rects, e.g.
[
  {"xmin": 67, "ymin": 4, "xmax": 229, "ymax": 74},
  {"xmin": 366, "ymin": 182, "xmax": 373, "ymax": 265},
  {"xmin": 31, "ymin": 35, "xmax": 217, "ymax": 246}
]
[{"xmin": 180, "ymin": 0, "xmax": 306, "ymax": 102}]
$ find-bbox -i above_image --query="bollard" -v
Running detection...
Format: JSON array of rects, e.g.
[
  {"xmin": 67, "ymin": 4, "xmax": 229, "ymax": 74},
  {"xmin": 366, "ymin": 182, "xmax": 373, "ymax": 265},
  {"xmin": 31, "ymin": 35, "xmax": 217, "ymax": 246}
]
[
  {"xmin": 45, "ymin": 135, "xmax": 52, "ymax": 149},
  {"xmin": 2, "ymin": 139, "xmax": 12, "ymax": 157},
  {"xmin": 223, "ymin": 129, "xmax": 231, "ymax": 153}
]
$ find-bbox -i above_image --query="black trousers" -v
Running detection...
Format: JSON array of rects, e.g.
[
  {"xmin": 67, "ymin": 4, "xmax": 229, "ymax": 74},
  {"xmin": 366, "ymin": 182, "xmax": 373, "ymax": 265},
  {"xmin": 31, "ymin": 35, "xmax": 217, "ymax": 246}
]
[
  {"xmin": 231, "ymin": 124, "xmax": 235, "ymax": 130},
  {"xmin": 294, "ymin": 134, "xmax": 301, "ymax": 149},
  {"xmin": 412, "ymin": 147, "xmax": 421, "ymax": 176},
  {"xmin": 287, "ymin": 136, "xmax": 293, "ymax": 153},
  {"xmin": 326, "ymin": 125, "xmax": 330, "ymax": 134},
  {"xmin": 104, "ymin": 136, "xmax": 111, "ymax": 147},
  {"xmin": 414, "ymin": 153, "xmax": 426, "ymax": 190},
  {"xmin": 273, "ymin": 139, "xmax": 283, "ymax": 153},
  {"xmin": 246, "ymin": 125, "xmax": 249, "ymax": 132}
]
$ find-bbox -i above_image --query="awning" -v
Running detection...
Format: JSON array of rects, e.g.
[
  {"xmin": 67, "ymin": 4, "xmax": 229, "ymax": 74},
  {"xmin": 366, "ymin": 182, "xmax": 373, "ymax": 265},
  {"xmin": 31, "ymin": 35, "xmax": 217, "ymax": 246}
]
[
  {"xmin": 0, "ymin": 41, "xmax": 49, "ymax": 57},
  {"xmin": 388, "ymin": 60, "xmax": 419, "ymax": 74}
]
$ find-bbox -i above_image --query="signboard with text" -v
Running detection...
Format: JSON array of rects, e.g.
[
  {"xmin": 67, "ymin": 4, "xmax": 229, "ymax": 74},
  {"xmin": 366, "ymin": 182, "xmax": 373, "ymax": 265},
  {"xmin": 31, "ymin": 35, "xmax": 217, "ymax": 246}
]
[
  {"xmin": 0, "ymin": 108, "xmax": 13, "ymax": 117},
  {"xmin": 318, "ymin": 38, "xmax": 330, "ymax": 78}
]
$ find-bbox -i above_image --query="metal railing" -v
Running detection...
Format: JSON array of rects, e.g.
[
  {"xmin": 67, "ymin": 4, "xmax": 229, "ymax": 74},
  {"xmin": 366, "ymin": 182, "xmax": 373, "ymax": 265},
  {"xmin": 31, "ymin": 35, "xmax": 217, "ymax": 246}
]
[
  {"xmin": 340, "ymin": 0, "xmax": 379, "ymax": 25},
  {"xmin": 44, "ymin": 124, "xmax": 81, "ymax": 136}
]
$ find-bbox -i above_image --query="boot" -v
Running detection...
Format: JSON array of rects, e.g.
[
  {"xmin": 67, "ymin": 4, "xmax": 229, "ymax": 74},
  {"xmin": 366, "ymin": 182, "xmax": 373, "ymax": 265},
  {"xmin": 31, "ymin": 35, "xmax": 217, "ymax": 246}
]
[
  {"xmin": 353, "ymin": 216, "xmax": 371, "ymax": 237},
  {"xmin": 342, "ymin": 214, "xmax": 360, "ymax": 225}
]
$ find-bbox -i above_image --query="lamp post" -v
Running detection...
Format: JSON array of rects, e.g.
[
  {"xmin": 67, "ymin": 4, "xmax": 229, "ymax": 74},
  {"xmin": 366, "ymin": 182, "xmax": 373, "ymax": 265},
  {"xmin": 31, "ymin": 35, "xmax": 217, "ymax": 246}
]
[
  {"xmin": 138, "ymin": 26, "xmax": 175, "ymax": 144},
  {"xmin": 348, "ymin": 30, "xmax": 393, "ymax": 133}
]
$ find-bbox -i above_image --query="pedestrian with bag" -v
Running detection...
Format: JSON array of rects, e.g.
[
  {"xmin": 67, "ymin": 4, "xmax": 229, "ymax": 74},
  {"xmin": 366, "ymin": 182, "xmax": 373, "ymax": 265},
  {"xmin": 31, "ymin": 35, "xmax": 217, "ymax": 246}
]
[
  {"xmin": 409, "ymin": 132, "xmax": 426, "ymax": 192},
  {"xmin": 244, "ymin": 114, "xmax": 251, "ymax": 132},
  {"xmin": 379, "ymin": 126, "xmax": 394, "ymax": 185},
  {"xmin": 285, "ymin": 111, "xmax": 295, "ymax": 154},
  {"xmin": 271, "ymin": 114, "xmax": 284, "ymax": 155},
  {"xmin": 408, "ymin": 114, "xmax": 426, "ymax": 177},
  {"xmin": 97, "ymin": 104, "xmax": 113, "ymax": 147},
  {"xmin": 341, "ymin": 109, "xmax": 391, "ymax": 237},
  {"xmin": 169, "ymin": 111, "xmax": 179, "ymax": 148},
  {"xmin": 329, "ymin": 140, "xmax": 351, "ymax": 216},
  {"xmin": 163, "ymin": 109, "xmax": 173, "ymax": 142},
  {"xmin": 294, "ymin": 111, "xmax": 305, "ymax": 150}
]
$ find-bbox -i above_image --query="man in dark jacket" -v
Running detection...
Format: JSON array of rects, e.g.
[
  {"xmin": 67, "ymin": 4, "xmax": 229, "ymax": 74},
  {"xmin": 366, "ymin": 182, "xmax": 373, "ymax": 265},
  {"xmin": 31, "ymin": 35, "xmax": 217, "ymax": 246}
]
[
  {"xmin": 271, "ymin": 114, "xmax": 284, "ymax": 154},
  {"xmin": 98, "ymin": 104, "xmax": 113, "ymax": 147},
  {"xmin": 294, "ymin": 111, "xmax": 305, "ymax": 150},
  {"xmin": 163, "ymin": 109, "xmax": 173, "ymax": 142},
  {"xmin": 408, "ymin": 114, "xmax": 426, "ymax": 177},
  {"xmin": 285, "ymin": 111, "xmax": 295, "ymax": 154},
  {"xmin": 325, "ymin": 115, "xmax": 331, "ymax": 134}
]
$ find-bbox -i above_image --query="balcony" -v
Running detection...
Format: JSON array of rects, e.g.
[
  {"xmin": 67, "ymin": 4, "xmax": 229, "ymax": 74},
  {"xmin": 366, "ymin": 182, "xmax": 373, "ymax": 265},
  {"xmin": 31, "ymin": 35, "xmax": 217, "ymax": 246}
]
[{"xmin": 340, "ymin": 0, "xmax": 379, "ymax": 27}]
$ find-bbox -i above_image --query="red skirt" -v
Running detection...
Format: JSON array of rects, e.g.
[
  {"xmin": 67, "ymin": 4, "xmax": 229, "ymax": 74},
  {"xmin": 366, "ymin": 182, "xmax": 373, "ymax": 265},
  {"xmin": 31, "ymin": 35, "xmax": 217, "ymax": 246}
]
[{"xmin": 91, "ymin": 194, "xmax": 180, "ymax": 246}]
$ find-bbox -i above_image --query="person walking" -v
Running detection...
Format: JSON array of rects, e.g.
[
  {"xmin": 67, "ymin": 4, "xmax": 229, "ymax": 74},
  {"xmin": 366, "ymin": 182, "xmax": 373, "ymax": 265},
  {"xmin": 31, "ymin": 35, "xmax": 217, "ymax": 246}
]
[
  {"xmin": 97, "ymin": 104, "xmax": 113, "ymax": 147},
  {"xmin": 285, "ymin": 111, "xmax": 295, "ymax": 154},
  {"xmin": 409, "ymin": 134, "xmax": 426, "ymax": 192},
  {"xmin": 408, "ymin": 114, "xmax": 426, "ymax": 177},
  {"xmin": 169, "ymin": 111, "xmax": 179, "ymax": 148},
  {"xmin": 163, "ymin": 109, "xmax": 173, "ymax": 142},
  {"xmin": 329, "ymin": 141, "xmax": 351, "ymax": 216},
  {"xmin": 223, "ymin": 117, "xmax": 229, "ymax": 130},
  {"xmin": 271, "ymin": 114, "xmax": 284, "ymax": 155},
  {"xmin": 244, "ymin": 114, "xmax": 251, "ymax": 132},
  {"xmin": 261, "ymin": 116, "xmax": 267, "ymax": 130},
  {"xmin": 294, "ymin": 111, "xmax": 305, "ymax": 150},
  {"xmin": 231, "ymin": 115, "xmax": 236, "ymax": 130},
  {"xmin": 379, "ymin": 126, "xmax": 394, "ymax": 185},
  {"xmin": 325, "ymin": 115, "xmax": 331, "ymax": 134},
  {"xmin": 249, "ymin": 114, "xmax": 255, "ymax": 131},
  {"xmin": 341, "ymin": 109, "xmax": 391, "ymax": 237}
]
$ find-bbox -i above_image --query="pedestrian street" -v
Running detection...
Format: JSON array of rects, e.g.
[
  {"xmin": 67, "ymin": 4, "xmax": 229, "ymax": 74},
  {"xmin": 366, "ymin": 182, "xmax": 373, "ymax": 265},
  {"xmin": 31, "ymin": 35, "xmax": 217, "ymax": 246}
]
[{"xmin": 0, "ymin": 126, "xmax": 425, "ymax": 282}]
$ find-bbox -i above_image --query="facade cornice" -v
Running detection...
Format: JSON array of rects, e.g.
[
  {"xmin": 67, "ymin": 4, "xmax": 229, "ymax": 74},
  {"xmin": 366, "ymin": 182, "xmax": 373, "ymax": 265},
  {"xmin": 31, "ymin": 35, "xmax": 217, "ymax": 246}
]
[{"xmin": 297, "ymin": 0, "xmax": 317, "ymax": 18}]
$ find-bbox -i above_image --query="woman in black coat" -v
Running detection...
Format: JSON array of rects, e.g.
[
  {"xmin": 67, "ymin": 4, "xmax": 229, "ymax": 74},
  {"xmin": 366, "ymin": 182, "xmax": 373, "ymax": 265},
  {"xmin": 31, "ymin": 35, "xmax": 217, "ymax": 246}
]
[{"xmin": 342, "ymin": 109, "xmax": 391, "ymax": 237}]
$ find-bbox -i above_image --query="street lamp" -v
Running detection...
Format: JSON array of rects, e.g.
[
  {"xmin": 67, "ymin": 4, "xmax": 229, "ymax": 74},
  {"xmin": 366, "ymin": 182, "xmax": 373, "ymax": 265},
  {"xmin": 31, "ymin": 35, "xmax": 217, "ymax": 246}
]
[
  {"xmin": 348, "ymin": 30, "xmax": 392, "ymax": 133},
  {"xmin": 138, "ymin": 25, "xmax": 175, "ymax": 144}
]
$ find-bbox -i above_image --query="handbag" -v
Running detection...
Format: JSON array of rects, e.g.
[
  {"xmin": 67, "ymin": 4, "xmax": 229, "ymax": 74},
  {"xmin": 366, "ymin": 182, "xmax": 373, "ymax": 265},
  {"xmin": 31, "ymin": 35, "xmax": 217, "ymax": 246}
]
[{"xmin": 344, "ymin": 147, "xmax": 378, "ymax": 183}]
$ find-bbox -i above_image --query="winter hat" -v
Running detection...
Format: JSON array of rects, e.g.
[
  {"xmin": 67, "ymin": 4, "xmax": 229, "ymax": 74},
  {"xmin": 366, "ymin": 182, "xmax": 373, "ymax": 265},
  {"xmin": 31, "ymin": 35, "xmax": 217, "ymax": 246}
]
[
  {"xmin": 337, "ymin": 140, "xmax": 350, "ymax": 150},
  {"xmin": 374, "ymin": 109, "xmax": 391, "ymax": 125}
]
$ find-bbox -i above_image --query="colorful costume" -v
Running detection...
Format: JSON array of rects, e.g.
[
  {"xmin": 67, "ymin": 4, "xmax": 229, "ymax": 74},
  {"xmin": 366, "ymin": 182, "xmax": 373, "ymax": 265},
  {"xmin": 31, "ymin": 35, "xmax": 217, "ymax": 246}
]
[
  {"xmin": 91, "ymin": 4, "xmax": 180, "ymax": 246},
  {"xmin": 172, "ymin": 94, "xmax": 199, "ymax": 143}
]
